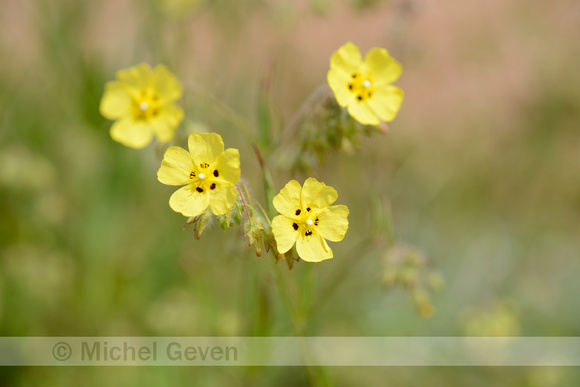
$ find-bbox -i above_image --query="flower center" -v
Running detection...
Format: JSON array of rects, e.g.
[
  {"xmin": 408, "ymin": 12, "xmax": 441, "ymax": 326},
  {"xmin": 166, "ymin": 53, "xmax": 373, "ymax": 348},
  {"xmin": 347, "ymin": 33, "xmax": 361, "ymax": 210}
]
[
  {"xmin": 292, "ymin": 207, "xmax": 320, "ymax": 237},
  {"xmin": 133, "ymin": 91, "xmax": 160, "ymax": 120},
  {"xmin": 198, "ymin": 172, "xmax": 206, "ymax": 179},
  {"xmin": 347, "ymin": 72, "xmax": 374, "ymax": 102}
]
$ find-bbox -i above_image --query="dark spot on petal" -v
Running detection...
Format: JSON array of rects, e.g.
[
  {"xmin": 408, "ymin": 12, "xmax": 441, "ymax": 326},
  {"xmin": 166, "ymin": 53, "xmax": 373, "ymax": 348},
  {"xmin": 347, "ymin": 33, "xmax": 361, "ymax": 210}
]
[
  {"xmin": 210, "ymin": 183, "xmax": 216, "ymax": 190},
  {"xmin": 352, "ymin": 73, "xmax": 357, "ymax": 78},
  {"xmin": 348, "ymin": 83, "xmax": 353, "ymax": 90},
  {"xmin": 305, "ymin": 230, "xmax": 313, "ymax": 236},
  {"xmin": 357, "ymin": 95, "xmax": 363, "ymax": 101},
  {"xmin": 306, "ymin": 207, "xmax": 311, "ymax": 212},
  {"xmin": 196, "ymin": 187, "xmax": 204, "ymax": 193},
  {"xmin": 213, "ymin": 169, "xmax": 219, "ymax": 177},
  {"xmin": 189, "ymin": 171, "xmax": 196, "ymax": 179},
  {"xmin": 367, "ymin": 92, "xmax": 372, "ymax": 98},
  {"xmin": 200, "ymin": 163, "xmax": 209, "ymax": 168},
  {"xmin": 315, "ymin": 218, "xmax": 319, "ymax": 226},
  {"xmin": 292, "ymin": 223, "xmax": 299, "ymax": 231},
  {"xmin": 295, "ymin": 209, "xmax": 301, "ymax": 216}
]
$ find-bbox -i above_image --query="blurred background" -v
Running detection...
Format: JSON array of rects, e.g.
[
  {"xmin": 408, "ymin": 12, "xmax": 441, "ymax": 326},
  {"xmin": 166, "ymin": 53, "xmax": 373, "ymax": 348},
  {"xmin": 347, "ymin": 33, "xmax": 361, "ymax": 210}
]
[{"xmin": 1, "ymin": 0, "xmax": 580, "ymax": 385}]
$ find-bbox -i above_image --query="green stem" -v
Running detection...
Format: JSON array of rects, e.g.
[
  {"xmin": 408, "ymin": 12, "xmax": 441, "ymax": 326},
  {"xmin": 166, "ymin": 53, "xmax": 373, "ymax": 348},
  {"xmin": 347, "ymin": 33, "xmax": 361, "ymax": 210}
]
[
  {"xmin": 273, "ymin": 262, "xmax": 299, "ymax": 331},
  {"xmin": 308, "ymin": 236, "xmax": 383, "ymax": 317},
  {"xmin": 236, "ymin": 184, "xmax": 252, "ymax": 226},
  {"xmin": 188, "ymin": 83, "xmax": 255, "ymax": 139},
  {"xmin": 253, "ymin": 198, "xmax": 272, "ymax": 226}
]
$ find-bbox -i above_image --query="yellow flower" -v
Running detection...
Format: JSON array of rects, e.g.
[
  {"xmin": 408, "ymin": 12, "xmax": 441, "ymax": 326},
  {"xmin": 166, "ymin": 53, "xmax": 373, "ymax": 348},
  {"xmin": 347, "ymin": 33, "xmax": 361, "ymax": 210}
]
[
  {"xmin": 100, "ymin": 63, "xmax": 184, "ymax": 149},
  {"xmin": 327, "ymin": 42, "xmax": 404, "ymax": 125},
  {"xmin": 272, "ymin": 178, "xmax": 349, "ymax": 262},
  {"xmin": 157, "ymin": 132, "xmax": 240, "ymax": 217}
]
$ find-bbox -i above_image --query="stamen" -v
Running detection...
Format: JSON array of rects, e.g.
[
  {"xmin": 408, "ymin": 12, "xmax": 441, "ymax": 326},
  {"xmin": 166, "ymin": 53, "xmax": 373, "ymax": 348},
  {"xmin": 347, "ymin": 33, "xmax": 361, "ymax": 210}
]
[
  {"xmin": 305, "ymin": 230, "xmax": 313, "ymax": 236},
  {"xmin": 210, "ymin": 183, "xmax": 216, "ymax": 190},
  {"xmin": 292, "ymin": 223, "xmax": 299, "ymax": 231},
  {"xmin": 139, "ymin": 101, "xmax": 149, "ymax": 111},
  {"xmin": 196, "ymin": 187, "xmax": 204, "ymax": 193},
  {"xmin": 306, "ymin": 219, "xmax": 314, "ymax": 226},
  {"xmin": 295, "ymin": 209, "xmax": 301, "ymax": 216},
  {"xmin": 213, "ymin": 170, "xmax": 219, "ymax": 177},
  {"xmin": 198, "ymin": 173, "xmax": 206, "ymax": 179}
]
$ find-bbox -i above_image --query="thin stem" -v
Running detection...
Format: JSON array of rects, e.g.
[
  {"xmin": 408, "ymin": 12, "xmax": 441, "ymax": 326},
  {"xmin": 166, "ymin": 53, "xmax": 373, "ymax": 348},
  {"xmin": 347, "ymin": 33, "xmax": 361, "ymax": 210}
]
[
  {"xmin": 273, "ymin": 262, "xmax": 299, "ymax": 331},
  {"xmin": 241, "ymin": 180, "xmax": 253, "ymax": 206},
  {"xmin": 280, "ymin": 84, "xmax": 332, "ymax": 144},
  {"xmin": 253, "ymin": 198, "xmax": 272, "ymax": 226},
  {"xmin": 187, "ymin": 83, "xmax": 255, "ymax": 139},
  {"xmin": 309, "ymin": 236, "xmax": 383, "ymax": 317},
  {"xmin": 236, "ymin": 184, "xmax": 252, "ymax": 226}
]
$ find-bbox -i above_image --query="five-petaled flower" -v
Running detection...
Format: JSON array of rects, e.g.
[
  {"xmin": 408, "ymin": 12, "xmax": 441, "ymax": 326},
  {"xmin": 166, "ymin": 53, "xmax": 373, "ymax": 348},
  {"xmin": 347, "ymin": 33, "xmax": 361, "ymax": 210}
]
[
  {"xmin": 157, "ymin": 132, "xmax": 240, "ymax": 217},
  {"xmin": 100, "ymin": 63, "xmax": 184, "ymax": 149},
  {"xmin": 272, "ymin": 178, "xmax": 349, "ymax": 262},
  {"xmin": 327, "ymin": 42, "xmax": 404, "ymax": 126}
]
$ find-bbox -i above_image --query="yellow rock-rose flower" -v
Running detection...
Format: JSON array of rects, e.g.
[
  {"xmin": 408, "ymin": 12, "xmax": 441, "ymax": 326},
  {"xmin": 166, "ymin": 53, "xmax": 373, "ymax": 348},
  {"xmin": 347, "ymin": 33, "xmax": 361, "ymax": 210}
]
[
  {"xmin": 100, "ymin": 63, "xmax": 184, "ymax": 149},
  {"xmin": 272, "ymin": 178, "xmax": 349, "ymax": 262},
  {"xmin": 327, "ymin": 42, "xmax": 404, "ymax": 125},
  {"xmin": 157, "ymin": 132, "xmax": 240, "ymax": 217}
]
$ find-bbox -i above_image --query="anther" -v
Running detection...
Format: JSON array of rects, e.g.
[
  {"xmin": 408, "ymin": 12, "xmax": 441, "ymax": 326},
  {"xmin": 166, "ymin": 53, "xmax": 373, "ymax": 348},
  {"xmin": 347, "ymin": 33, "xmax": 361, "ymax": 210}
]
[
  {"xmin": 292, "ymin": 223, "xmax": 299, "ymax": 231},
  {"xmin": 196, "ymin": 187, "xmax": 204, "ymax": 193},
  {"xmin": 213, "ymin": 170, "xmax": 219, "ymax": 177},
  {"xmin": 295, "ymin": 209, "xmax": 301, "ymax": 216},
  {"xmin": 210, "ymin": 183, "xmax": 216, "ymax": 190}
]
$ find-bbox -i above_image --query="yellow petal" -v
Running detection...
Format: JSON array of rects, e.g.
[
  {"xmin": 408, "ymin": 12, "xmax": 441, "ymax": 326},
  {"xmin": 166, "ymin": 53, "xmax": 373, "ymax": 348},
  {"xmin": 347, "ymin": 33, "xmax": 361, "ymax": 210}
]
[
  {"xmin": 157, "ymin": 146, "xmax": 194, "ymax": 186},
  {"xmin": 100, "ymin": 81, "xmax": 132, "ymax": 119},
  {"xmin": 152, "ymin": 65, "xmax": 183, "ymax": 104},
  {"xmin": 347, "ymin": 100, "xmax": 380, "ymax": 125},
  {"xmin": 272, "ymin": 215, "xmax": 300, "ymax": 254},
  {"xmin": 110, "ymin": 117, "xmax": 153, "ymax": 149},
  {"xmin": 188, "ymin": 132, "xmax": 225, "ymax": 165},
  {"xmin": 300, "ymin": 177, "xmax": 337, "ymax": 210},
  {"xmin": 149, "ymin": 104, "xmax": 184, "ymax": 143},
  {"xmin": 214, "ymin": 148, "xmax": 241, "ymax": 185},
  {"xmin": 208, "ymin": 184, "xmax": 238, "ymax": 215},
  {"xmin": 327, "ymin": 67, "xmax": 356, "ymax": 108},
  {"xmin": 116, "ymin": 63, "xmax": 151, "ymax": 90},
  {"xmin": 296, "ymin": 231, "xmax": 333, "ymax": 262},
  {"xmin": 329, "ymin": 42, "xmax": 362, "ymax": 75},
  {"xmin": 169, "ymin": 184, "xmax": 210, "ymax": 217},
  {"xmin": 362, "ymin": 48, "xmax": 402, "ymax": 85},
  {"xmin": 366, "ymin": 85, "xmax": 404, "ymax": 122},
  {"xmin": 273, "ymin": 180, "xmax": 302, "ymax": 218},
  {"xmin": 317, "ymin": 205, "xmax": 349, "ymax": 242}
]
